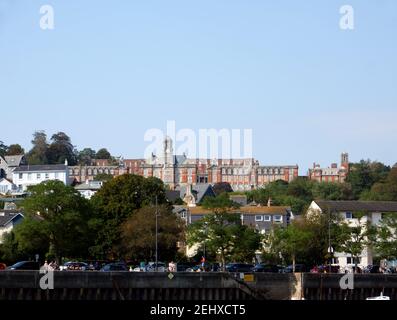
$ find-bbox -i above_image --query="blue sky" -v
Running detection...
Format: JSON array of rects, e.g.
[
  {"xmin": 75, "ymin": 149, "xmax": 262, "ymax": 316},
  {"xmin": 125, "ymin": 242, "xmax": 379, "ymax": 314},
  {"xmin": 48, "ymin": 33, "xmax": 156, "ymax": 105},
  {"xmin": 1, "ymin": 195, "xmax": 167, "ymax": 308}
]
[{"xmin": 0, "ymin": 0, "xmax": 396, "ymax": 173}]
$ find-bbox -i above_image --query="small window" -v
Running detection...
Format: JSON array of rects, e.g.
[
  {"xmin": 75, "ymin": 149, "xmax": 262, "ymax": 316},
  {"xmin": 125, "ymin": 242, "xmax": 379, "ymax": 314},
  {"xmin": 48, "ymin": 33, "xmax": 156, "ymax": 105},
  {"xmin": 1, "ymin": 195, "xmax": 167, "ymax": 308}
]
[
  {"xmin": 263, "ymin": 215, "xmax": 271, "ymax": 222},
  {"xmin": 345, "ymin": 212, "xmax": 353, "ymax": 219},
  {"xmin": 45, "ymin": 173, "xmax": 49, "ymax": 179},
  {"xmin": 255, "ymin": 215, "xmax": 263, "ymax": 222},
  {"xmin": 19, "ymin": 173, "xmax": 23, "ymax": 179},
  {"xmin": 273, "ymin": 215, "xmax": 283, "ymax": 223},
  {"xmin": 37, "ymin": 173, "xmax": 41, "ymax": 179},
  {"xmin": 55, "ymin": 172, "xmax": 59, "ymax": 179}
]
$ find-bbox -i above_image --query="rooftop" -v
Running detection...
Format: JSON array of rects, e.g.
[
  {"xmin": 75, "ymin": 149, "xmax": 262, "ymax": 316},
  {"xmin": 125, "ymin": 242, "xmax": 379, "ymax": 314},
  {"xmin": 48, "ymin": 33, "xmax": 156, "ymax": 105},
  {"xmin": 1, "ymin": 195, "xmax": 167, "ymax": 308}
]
[{"xmin": 314, "ymin": 200, "xmax": 397, "ymax": 212}]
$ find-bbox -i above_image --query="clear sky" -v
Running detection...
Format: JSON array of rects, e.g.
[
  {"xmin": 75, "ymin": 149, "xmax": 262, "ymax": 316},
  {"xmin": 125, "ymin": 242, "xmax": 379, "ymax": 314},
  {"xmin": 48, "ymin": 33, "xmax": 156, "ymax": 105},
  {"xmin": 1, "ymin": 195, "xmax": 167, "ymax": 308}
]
[{"xmin": 1, "ymin": 0, "xmax": 396, "ymax": 173}]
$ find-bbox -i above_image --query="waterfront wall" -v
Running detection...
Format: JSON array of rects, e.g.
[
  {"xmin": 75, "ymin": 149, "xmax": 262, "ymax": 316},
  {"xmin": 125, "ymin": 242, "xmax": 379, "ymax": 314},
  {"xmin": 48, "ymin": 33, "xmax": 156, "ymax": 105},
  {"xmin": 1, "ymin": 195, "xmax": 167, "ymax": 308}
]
[{"xmin": 1, "ymin": 271, "xmax": 396, "ymax": 300}]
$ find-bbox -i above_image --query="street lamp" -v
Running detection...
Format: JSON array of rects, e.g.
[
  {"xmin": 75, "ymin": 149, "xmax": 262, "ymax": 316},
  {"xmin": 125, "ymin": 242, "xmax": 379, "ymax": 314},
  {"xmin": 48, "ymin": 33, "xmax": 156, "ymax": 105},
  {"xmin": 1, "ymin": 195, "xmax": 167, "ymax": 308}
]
[{"xmin": 155, "ymin": 195, "xmax": 159, "ymax": 272}]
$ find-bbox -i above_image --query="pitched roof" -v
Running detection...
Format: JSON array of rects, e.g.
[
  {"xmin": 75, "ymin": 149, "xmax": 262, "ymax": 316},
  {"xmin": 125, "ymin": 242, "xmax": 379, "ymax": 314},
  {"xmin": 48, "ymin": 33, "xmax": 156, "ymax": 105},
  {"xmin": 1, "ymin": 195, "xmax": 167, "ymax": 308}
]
[
  {"xmin": 14, "ymin": 164, "xmax": 67, "ymax": 172},
  {"xmin": 4, "ymin": 155, "xmax": 25, "ymax": 167},
  {"xmin": 314, "ymin": 201, "xmax": 397, "ymax": 212},
  {"xmin": 178, "ymin": 184, "xmax": 216, "ymax": 203},
  {"xmin": 186, "ymin": 205, "xmax": 291, "ymax": 215},
  {"xmin": 0, "ymin": 211, "xmax": 24, "ymax": 227}
]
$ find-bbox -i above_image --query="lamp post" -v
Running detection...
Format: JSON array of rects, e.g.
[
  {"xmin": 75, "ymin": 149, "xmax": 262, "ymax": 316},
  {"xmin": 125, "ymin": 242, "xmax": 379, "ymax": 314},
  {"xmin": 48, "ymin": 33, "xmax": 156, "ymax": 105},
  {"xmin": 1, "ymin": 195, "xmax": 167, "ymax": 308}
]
[{"xmin": 155, "ymin": 195, "xmax": 158, "ymax": 272}]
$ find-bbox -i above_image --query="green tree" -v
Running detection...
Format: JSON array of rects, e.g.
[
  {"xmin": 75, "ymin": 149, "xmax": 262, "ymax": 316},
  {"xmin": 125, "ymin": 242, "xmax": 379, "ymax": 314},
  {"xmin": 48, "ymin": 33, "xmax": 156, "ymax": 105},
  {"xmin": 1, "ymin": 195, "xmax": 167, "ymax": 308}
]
[
  {"xmin": 47, "ymin": 132, "xmax": 77, "ymax": 165},
  {"xmin": 346, "ymin": 160, "xmax": 390, "ymax": 199},
  {"xmin": 121, "ymin": 205, "xmax": 184, "ymax": 262},
  {"xmin": 95, "ymin": 148, "xmax": 111, "ymax": 159},
  {"xmin": 187, "ymin": 194, "xmax": 261, "ymax": 268},
  {"xmin": 368, "ymin": 212, "xmax": 397, "ymax": 260},
  {"xmin": 27, "ymin": 131, "xmax": 49, "ymax": 165},
  {"xmin": 363, "ymin": 168, "xmax": 397, "ymax": 201},
  {"xmin": 22, "ymin": 180, "xmax": 93, "ymax": 263},
  {"xmin": 5, "ymin": 144, "xmax": 25, "ymax": 156},
  {"xmin": 337, "ymin": 212, "xmax": 369, "ymax": 273},
  {"xmin": 267, "ymin": 221, "xmax": 312, "ymax": 271},
  {"xmin": 90, "ymin": 175, "xmax": 167, "ymax": 259},
  {"xmin": 78, "ymin": 148, "xmax": 96, "ymax": 165}
]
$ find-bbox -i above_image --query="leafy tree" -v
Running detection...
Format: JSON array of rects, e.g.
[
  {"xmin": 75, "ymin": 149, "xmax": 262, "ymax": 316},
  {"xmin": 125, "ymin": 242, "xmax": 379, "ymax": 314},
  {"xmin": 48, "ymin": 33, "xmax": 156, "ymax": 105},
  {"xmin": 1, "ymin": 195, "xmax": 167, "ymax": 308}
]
[
  {"xmin": 337, "ymin": 212, "xmax": 369, "ymax": 273},
  {"xmin": 22, "ymin": 180, "xmax": 93, "ymax": 263},
  {"xmin": 368, "ymin": 212, "xmax": 397, "ymax": 260},
  {"xmin": 121, "ymin": 205, "xmax": 184, "ymax": 262},
  {"xmin": 90, "ymin": 175, "xmax": 167, "ymax": 259},
  {"xmin": 78, "ymin": 148, "xmax": 96, "ymax": 165},
  {"xmin": 346, "ymin": 160, "xmax": 390, "ymax": 199},
  {"xmin": 212, "ymin": 182, "xmax": 234, "ymax": 196},
  {"xmin": 95, "ymin": 148, "xmax": 111, "ymax": 159},
  {"xmin": 187, "ymin": 194, "xmax": 261, "ymax": 268},
  {"xmin": 47, "ymin": 132, "xmax": 77, "ymax": 165},
  {"xmin": 5, "ymin": 144, "xmax": 25, "ymax": 156},
  {"xmin": 312, "ymin": 182, "xmax": 352, "ymax": 200},
  {"xmin": 362, "ymin": 168, "xmax": 397, "ymax": 201},
  {"xmin": 27, "ymin": 131, "xmax": 49, "ymax": 165},
  {"xmin": 267, "ymin": 221, "xmax": 312, "ymax": 271}
]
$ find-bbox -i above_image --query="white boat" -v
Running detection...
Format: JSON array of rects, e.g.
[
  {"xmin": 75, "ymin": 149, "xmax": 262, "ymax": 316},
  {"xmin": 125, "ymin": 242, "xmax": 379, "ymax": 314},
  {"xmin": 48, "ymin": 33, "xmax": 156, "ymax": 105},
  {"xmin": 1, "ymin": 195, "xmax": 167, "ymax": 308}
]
[{"xmin": 366, "ymin": 292, "xmax": 390, "ymax": 300}]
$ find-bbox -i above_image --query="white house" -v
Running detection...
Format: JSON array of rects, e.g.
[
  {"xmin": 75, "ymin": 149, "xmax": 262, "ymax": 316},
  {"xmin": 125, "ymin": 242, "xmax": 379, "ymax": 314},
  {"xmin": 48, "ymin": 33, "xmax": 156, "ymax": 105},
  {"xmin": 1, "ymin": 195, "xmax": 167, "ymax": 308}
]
[
  {"xmin": 307, "ymin": 200, "xmax": 397, "ymax": 270},
  {"xmin": 0, "ymin": 178, "xmax": 17, "ymax": 195},
  {"xmin": 74, "ymin": 180, "xmax": 103, "ymax": 199},
  {"xmin": 12, "ymin": 163, "xmax": 70, "ymax": 191},
  {"xmin": 0, "ymin": 210, "xmax": 24, "ymax": 243}
]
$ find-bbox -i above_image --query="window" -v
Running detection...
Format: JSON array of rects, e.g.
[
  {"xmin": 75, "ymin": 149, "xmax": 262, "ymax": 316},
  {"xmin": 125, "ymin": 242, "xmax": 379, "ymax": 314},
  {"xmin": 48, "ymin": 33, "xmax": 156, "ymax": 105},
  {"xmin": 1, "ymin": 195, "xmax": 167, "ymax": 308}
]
[
  {"xmin": 19, "ymin": 173, "xmax": 23, "ymax": 179},
  {"xmin": 255, "ymin": 215, "xmax": 263, "ymax": 222},
  {"xmin": 37, "ymin": 173, "xmax": 41, "ymax": 179},
  {"xmin": 263, "ymin": 215, "xmax": 271, "ymax": 222},
  {"xmin": 273, "ymin": 215, "xmax": 283, "ymax": 223},
  {"xmin": 55, "ymin": 172, "xmax": 59, "ymax": 179},
  {"xmin": 45, "ymin": 173, "xmax": 49, "ymax": 179},
  {"xmin": 346, "ymin": 257, "xmax": 360, "ymax": 264},
  {"xmin": 345, "ymin": 212, "xmax": 353, "ymax": 219}
]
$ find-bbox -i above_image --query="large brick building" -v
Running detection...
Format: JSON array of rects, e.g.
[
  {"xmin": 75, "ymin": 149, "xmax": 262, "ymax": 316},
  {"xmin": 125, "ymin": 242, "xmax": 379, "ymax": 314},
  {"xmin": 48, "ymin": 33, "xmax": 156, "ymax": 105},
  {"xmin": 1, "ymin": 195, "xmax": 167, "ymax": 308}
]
[
  {"xmin": 69, "ymin": 138, "xmax": 298, "ymax": 190},
  {"xmin": 308, "ymin": 153, "xmax": 349, "ymax": 183},
  {"xmin": 141, "ymin": 137, "xmax": 298, "ymax": 191}
]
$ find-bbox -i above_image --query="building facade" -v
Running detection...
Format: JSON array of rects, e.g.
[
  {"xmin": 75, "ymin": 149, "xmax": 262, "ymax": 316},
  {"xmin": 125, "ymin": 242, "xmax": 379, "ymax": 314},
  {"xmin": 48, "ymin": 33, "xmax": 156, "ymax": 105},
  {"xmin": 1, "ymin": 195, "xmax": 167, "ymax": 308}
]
[
  {"xmin": 141, "ymin": 138, "xmax": 298, "ymax": 191},
  {"xmin": 307, "ymin": 200, "xmax": 397, "ymax": 270},
  {"xmin": 308, "ymin": 153, "xmax": 349, "ymax": 183},
  {"xmin": 0, "ymin": 155, "xmax": 26, "ymax": 180},
  {"xmin": 12, "ymin": 164, "xmax": 70, "ymax": 191}
]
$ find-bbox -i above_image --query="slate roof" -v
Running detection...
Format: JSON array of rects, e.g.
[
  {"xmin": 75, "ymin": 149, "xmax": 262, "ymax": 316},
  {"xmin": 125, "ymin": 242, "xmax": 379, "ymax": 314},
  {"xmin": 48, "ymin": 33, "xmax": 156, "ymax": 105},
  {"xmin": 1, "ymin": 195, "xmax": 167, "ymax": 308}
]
[
  {"xmin": 0, "ymin": 211, "xmax": 23, "ymax": 227},
  {"xmin": 178, "ymin": 184, "xmax": 216, "ymax": 203},
  {"xmin": 14, "ymin": 164, "xmax": 67, "ymax": 172},
  {"xmin": 315, "ymin": 201, "xmax": 397, "ymax": 212},
  {"xmin": 4, "ymin": 155, "xmax": 25, "ymax": 167}
]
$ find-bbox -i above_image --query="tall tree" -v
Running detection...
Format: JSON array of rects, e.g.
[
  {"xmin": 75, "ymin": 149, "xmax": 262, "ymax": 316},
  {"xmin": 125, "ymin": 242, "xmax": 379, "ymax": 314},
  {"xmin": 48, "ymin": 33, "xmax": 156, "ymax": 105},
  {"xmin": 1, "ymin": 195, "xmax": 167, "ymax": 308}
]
[
  {"xmin": 47, "ymin": 132, "xmax": 77, "ymax": 165},
  {"xmin": 90, "ymin": 175, "xmax": 167, "ymax": 259},
  {"xmin": 27, "ymin": 131, "xmax": 49, "ymax": 165},
  {"xmin": 5, "ymin": 144, "xmax": 25, "ymax": 156},
  {"xmin": 187, "ymin": 194, "xmax": 261, "ymax": 268},
  {"xmin": 22, "ymin": 180, "xmax": 93, "ymax": 263},
  {"xmin": 362, "ymin": 168, "xmax": 397, "ymax": 201},
  {"xmin": 368, "ymin": 212, "xmax": 397, "ymax": 260},
  {"xmin": 121, "ymin": 205, "xmax": 184, "ymax": 262},
  {"xmin": 95, "ymin": 148, "xmax": 111, "ymax": 159},
  {"xmin": 78, "ymin": 148, "xmax": 96, "ymax": 165}
]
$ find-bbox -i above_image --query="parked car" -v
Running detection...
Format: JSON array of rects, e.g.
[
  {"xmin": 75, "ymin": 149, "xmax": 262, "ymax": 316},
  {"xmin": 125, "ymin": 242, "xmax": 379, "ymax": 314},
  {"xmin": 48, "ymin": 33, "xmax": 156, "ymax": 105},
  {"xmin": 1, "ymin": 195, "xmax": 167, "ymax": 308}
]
[
  {"xmin": 281, "ymin": 264, "xmax": 308, "ymax": 273},
  {"xmin": 6, "ymin": 261, "xmax": 40, "ymax": 271},
  {"xmin": 100, "ymin": 263, "xmax": 128, "ymax": 272},
  {"xmin": 225, "ymin": 263, "xmax": 254, "ymax": 273},
  {"xmin": 146, "ymin": 262, "xmax": 166, "ymax": 272},
  {"xmin": 60, "ymin": 262, "xmax": 88, "ymax": 271},
  {"xmin": 311, "ymin": 265, "xmax": 340, "ymax": 273},
  {"xmin": 0, "ymin": 263, "xmax": 6, "ymax": 270},
  {"xmin": 364, "ymin": 265, "xmax": 381, "ymax": 273},
  {"xmin": 252, "ymin": 264, "xmax": 282, "ymax": 273}
]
